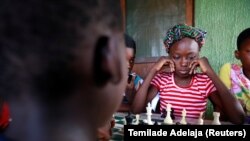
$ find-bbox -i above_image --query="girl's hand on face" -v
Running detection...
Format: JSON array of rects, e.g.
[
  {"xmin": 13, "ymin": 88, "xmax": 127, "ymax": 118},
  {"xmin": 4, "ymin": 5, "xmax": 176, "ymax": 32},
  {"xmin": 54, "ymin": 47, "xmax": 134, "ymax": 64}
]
[
  {"xmin": 154, "ymin": 56, "xmax": 175, "ymax": 72},
  {"xmin": 189, "ymin": 57, "xmax": 212, "ymax": 74}
]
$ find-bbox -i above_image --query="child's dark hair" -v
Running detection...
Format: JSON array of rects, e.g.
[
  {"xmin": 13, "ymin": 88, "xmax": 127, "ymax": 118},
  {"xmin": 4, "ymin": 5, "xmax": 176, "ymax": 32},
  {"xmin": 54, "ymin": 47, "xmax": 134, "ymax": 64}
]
[
  {"xmin": 237, "ymin": 28, "xmax": 250, "ymax": 50},
  {"xmin": 124, "ymin": 34, "xmax": 136, "ymax": 55},
  {"xmin": 0, "ymin": 0, "xmax": 122, "ymax": 102}
]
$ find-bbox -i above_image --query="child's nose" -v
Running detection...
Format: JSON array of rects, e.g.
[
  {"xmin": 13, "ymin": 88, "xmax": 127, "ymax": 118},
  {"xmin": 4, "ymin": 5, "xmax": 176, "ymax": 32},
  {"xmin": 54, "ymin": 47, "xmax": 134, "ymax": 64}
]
[{"xmin": 180, "ymin": 58, "xmax": 189, "ymax": 67}]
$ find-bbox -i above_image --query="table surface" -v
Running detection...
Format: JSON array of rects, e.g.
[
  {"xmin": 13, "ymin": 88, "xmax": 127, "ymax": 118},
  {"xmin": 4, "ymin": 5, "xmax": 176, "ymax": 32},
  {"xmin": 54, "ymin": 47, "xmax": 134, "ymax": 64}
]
[{"xmin": 110, "ymin": 112, "xmax": 233, "ymax": 141}]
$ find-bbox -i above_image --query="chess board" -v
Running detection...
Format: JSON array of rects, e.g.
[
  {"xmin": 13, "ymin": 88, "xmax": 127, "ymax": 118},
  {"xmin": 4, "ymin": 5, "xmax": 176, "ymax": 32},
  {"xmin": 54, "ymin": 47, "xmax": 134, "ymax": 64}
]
[{"xmin": 110, "ymin": 114, "xmax": 125, "ymax": 141}]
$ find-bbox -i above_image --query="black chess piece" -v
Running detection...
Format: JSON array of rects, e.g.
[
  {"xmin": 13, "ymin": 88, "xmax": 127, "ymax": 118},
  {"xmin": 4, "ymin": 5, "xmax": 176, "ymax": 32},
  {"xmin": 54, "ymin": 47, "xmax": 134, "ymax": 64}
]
[
  {"xmin": 175, "ymin": 122, "xmax": 181, "ymax": 125},
  {"xmin": 139, "ymin": 120, "xmax": 144, "ymax": 125},
  {"xmin": 161, "ymin": 109, "xmax": 167, "ymax": 118},
  {"xmin": 171, "ymin": 108, "xmax": 175, "ymax": 120},
  {"xmin": 125, "ymin": 112, "xmax": 133, "ymax": 125},
  {"xmin": 161, "ymin": 108, "xmax": 175, "ymax": 119},
  {"xmin": 154, "ymin": 121, "xmax": 159, "ymax": 125}
]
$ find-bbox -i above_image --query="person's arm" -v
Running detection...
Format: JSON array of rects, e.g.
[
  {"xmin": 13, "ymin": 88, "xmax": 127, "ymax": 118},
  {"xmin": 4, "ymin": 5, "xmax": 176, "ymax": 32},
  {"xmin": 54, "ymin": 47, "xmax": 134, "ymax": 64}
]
[
  {"xmin": 131, "ymin": 56, "xmax": 174, "ymax": 114},
  {"xmin": 193, "ymin": 57, "xmax": 245, "ymax": 124},
  {"xmin": 117, "ymin": 75, "xmax": 137, "ymax": 112},
  {"xmin": 130, "ymin": 70, "xmax": 158, "ymax": 114},
  {"xmin": 212, "ymin": 63, "xmax": 233, "ymax": 120},
  {"xmin": 117, "ymin": 103, "xmax": 130, "ymax": 112}
]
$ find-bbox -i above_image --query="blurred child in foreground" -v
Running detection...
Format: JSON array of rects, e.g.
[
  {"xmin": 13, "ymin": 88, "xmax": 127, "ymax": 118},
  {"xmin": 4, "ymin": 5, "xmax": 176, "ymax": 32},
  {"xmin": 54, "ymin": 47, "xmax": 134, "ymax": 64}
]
[{"xmin": 0, "ymin": 0, "xmax": 127, "ymax": 141}]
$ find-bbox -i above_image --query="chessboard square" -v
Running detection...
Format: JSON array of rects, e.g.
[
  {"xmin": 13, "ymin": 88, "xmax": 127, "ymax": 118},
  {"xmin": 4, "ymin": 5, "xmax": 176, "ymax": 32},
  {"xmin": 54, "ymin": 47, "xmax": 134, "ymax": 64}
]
[
  {"xmin": 112, "ymin": 128, "xmax": 120, "ymax": 132},
  {"xmin": 115, "ymin": 116, "xmax": 124, "ymax": 120},
  {"xmin": 116, "ymin": 121, "xmax": 124, "ymax": 124}
]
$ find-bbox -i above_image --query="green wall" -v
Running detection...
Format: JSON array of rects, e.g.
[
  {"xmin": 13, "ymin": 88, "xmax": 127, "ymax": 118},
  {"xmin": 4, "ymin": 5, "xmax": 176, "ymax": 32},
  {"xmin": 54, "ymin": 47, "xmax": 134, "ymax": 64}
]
[
  {"xmin": 195, "ymin": 0, "xmax": 250, "ymax": 73},
  {"xmin": 126, "ymin": 0, "xmax": 186, "ymax": 57},
  {"xmin": 195, "ymin": 0, "xmax": 250, "ymax": 119}
]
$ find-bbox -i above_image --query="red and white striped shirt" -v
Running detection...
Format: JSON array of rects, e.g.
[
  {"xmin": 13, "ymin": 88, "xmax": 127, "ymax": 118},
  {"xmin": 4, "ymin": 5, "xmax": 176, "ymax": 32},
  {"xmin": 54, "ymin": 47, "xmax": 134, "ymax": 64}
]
[{"xmin": 151, "ymin": 72, "xmax": 216, "ymax": 119}]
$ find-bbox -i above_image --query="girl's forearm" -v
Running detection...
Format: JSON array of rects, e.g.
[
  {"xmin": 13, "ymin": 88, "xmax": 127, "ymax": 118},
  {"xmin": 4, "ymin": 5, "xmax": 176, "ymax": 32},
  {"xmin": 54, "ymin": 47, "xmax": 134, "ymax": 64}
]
[
  {"xmin": 131, "ymin": 68, "xmax": 158, "ymax": 113},
  {"xmin": 207, "ymin": 70, "xmax": 245, "ymax": 124}
]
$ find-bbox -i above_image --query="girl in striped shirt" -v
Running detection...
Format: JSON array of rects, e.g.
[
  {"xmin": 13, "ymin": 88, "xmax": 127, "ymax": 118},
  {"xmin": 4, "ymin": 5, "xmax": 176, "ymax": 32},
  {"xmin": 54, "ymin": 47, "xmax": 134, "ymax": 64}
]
[{"xmin": 131, "ymin": 24, "xmax": 245, "ymax": 124}]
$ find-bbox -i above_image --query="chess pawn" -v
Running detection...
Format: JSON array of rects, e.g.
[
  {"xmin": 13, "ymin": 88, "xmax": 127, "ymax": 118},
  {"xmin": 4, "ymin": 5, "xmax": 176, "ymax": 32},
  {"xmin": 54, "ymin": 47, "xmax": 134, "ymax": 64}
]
[
  {"xmin": 197, "ymin": 112, "xmax": 204, "ymax": 125},
  {"xmin": 180, "ymin": 108, "xmax": 187, "ymax": 125},
  {"xmin": 212, "ymin": 112, "xmax": 221, "ymax": 125},
  {"xmin": 123, "ymin": 117, "xmax": 127, "ymax": 125},
  {"xmin": 163, "ymin": 103, "xmax": 173, "ymax": 124},
  {"xmin": 133, "ymin": 114, "xmax": 140, "ymax": 125}
]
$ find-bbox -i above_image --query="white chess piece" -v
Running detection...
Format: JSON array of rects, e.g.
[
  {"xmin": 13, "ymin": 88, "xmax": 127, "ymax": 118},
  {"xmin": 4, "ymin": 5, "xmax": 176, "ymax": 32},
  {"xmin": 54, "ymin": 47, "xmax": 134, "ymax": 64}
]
[
  {"xmin": 123, "ymin": 117, "xmax": 127, "ymax": 125},
  {"xmin": 197, "ymin": 112, "xmax": 204, "ymax": 125},
  {"xmin": 180, "ymin": 108, "xmax": 187, "ymax": 125},
  {"xmin": 212, "ymin": 112, "xmax": 221, "ymax": 125},
  {"xmin": 146, "ymin": 103, "xmax": 154, "ymax": 125},
  {"xmin": 133, "ymin": 114, "xmax": 140, "ymax": 125},
  {"xmin": 164, "ymin": 103, "xmax": 173, "ymax": 124}
]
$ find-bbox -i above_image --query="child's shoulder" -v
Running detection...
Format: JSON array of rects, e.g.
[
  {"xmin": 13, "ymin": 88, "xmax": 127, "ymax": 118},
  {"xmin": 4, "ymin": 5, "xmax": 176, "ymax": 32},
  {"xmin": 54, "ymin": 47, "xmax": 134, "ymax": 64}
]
[
  {"xmin": 221, "ymin": 63, "xmax": 242, "ymax": 71},
  {"xmin": 221, "ymin": 63, "xmax": 241, "ymax": 68}
]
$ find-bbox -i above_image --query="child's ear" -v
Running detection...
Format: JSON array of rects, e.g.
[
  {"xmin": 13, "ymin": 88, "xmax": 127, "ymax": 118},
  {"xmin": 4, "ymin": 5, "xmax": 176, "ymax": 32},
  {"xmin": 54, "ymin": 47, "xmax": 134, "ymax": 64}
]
[
  {"xmin": 93, "ymin": 35, "xmax": 121, "ymax": 87},
  {"xmin": 234, "ymin": 50, "xmax": 240, "ymax": 60}
]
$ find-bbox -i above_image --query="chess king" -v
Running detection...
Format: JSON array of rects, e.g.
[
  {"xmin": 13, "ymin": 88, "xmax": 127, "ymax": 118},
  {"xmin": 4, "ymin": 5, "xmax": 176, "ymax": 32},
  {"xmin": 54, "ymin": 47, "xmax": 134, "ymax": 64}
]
[{"xmin": 146, "ymin": 103, "xmax": 154, "ymax": 125}]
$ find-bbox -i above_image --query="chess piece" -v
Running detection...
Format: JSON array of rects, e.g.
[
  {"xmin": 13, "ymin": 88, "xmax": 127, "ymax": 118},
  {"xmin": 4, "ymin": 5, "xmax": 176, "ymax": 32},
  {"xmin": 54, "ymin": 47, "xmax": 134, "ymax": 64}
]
[
  {"xmin": 180, "ymin": 108, "xmax": 187, "ymax": 125},
  {"xmin": 197, "ymin": 112, "xmax": 204, "ymax": 125},
  {"xmin": 161, "ymin": 108, "xmax": 175, "ymax": 119},
  {"xmin": 171, "ymin": 108, "xmax": 175, "ymax": 120},
  {"xmin": 212, "ymin": 112, "xmax": 221, "ymax": 125},
  {"xmin": 163, "ymin": 103, "xmax": 173, "ymax": 124},
  {"xmin": 132, "ymin": 114, "xmax": 140, "ymax": 125},
  {"xmin": 146, "ymin": 103, "xmax": 154, "ymax": 125},
  {"xmin": 123, "ymin": 117, "xmax": 127, "ymax": 125},
  {"xmin": 161, "ymin": 109, "xmax": 167, "ymax": 118},
  {"xmin": 125, "ymin": 112, "xmax": 133, "ymax": 125}
]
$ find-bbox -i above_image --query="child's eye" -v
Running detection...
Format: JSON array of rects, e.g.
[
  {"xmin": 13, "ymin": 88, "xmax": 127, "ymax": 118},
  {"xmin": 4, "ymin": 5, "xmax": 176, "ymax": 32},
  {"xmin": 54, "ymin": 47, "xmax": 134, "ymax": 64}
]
[
  {"xmin": 172, "ymin": 56, "xmax": 180, "ymax": 60},
  {"xmin": 188, "ymin": 56, "xmax": 196, "ymax": 60}
]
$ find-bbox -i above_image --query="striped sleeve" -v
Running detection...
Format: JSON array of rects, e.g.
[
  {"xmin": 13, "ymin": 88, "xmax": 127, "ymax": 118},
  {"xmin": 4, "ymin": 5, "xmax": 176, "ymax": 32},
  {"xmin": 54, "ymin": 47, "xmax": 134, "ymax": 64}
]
[
  {"xmin": 150, "ymin": 73, "xmax": 162, "ymax": 90},
  {"xmin": 205, "ymin": 76, "xmax": 216, "ymax": 97}
]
